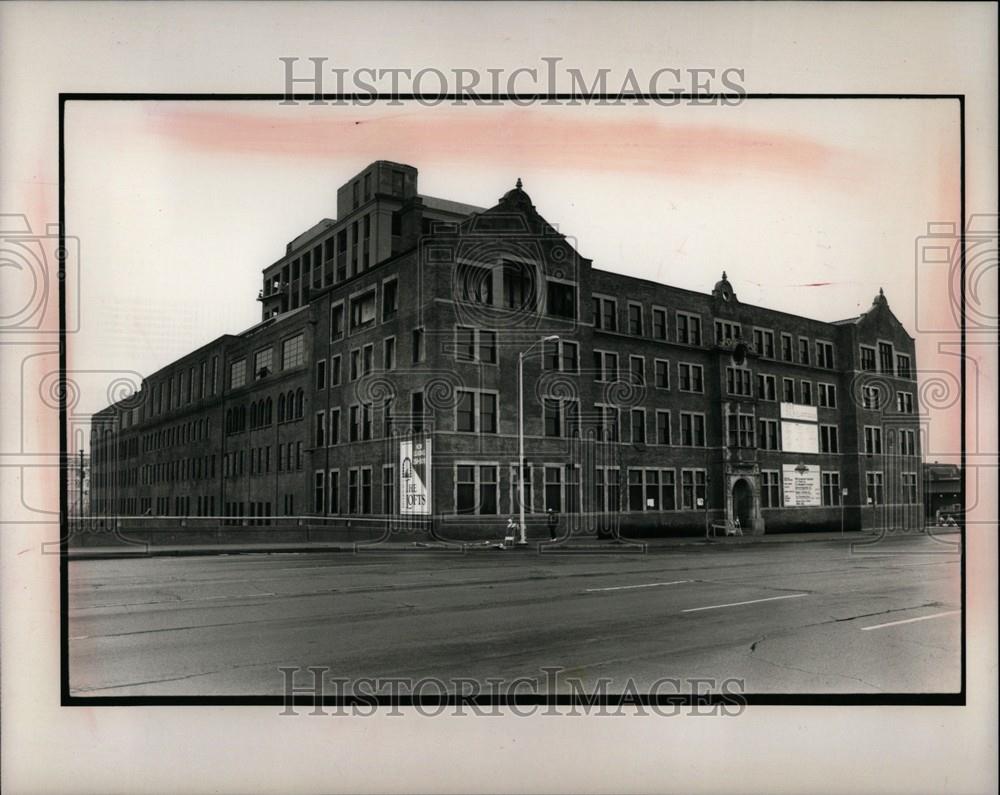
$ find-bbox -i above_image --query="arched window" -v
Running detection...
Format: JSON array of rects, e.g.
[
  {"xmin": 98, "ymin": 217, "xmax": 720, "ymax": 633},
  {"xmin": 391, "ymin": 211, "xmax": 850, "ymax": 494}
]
[
  {"xmin": 250, "ymin": 401, "xmax": 258, "ymax": 428},
  {"xmin": 239, "ymin": 405, "xmax": 246, "ymax": 431},
  {"xmin": 225, "ymin": 409, "xmax": 232, "ymax": 434},
  {"xmin": 286, "ymin": 390, "xmax": 295, "ymax": 419},
  {"xmin": 278, "ymin": 393, "xmax": 285, "ymax": 423},
  {"xmin": 296, "ymin": 389, "xmax": 305, "ymax": 419},
  {"xmin": 264, "ymin": 397, "xmax": 272, "ymax": 425}
]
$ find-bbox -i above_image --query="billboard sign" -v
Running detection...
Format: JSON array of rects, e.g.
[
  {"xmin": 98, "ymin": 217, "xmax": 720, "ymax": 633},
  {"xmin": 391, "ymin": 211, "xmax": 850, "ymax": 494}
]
[
  {"xmin": 782, "ymin": 463, "xmax": 822, "ymax": 507},
  {"xmin": 400, "ymin": 438, "xmax": 431, "ymax": 514}
]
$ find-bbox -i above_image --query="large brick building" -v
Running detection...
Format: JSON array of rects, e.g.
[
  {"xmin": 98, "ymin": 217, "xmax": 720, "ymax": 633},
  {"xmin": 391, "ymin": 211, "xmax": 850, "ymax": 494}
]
[{"xmin": 89, "ymin": 161, "xmax": 925, "ymax": 541}]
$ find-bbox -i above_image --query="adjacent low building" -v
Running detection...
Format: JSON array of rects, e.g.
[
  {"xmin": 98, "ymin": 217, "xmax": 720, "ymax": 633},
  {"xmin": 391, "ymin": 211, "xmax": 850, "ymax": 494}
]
[{"xmin": 89, "ymin": 161, "xmax": 925, "ymax": 541}]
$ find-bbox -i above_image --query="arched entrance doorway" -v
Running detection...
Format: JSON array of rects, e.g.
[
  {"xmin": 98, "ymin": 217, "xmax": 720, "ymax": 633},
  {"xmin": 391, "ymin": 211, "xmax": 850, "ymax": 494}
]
[{"xmin": 732, "ymin": 479, "xmax": 753, "ymax": 529}]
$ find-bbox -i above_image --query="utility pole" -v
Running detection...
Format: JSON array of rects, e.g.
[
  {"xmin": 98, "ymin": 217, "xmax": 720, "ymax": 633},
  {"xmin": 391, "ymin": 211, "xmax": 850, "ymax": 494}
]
[{"xmin": 79, "ymin": 448, "xmax": 86, "ymax": 535}]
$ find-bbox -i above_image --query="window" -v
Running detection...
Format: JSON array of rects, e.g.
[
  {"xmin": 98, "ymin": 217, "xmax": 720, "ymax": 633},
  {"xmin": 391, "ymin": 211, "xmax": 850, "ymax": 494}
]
[
  {"xmin": 816, "ymin": 341, "xmax": 835, "ymax": 369},
  {"xmin": 362, "ymin": 343, "xmax": 374, "ymax": 375},
  {"xmin": 544, "ymin": 398, "xmax": 580, "ymax": 438},
  {"xmin": 350, "ymin": 290, "xmax": 377, "ymax": 330},
  {"xmin": 726, "ymin": 367, "xmax": 752, "ymax": 397},
  {"xmin": 456, "ymin": 464, "xmax": 498, "ymax": 515},
  {"xmin": 350, "ymin": 349, "xmax": 361, "ymax": 381},
  {"xmin": 459, "ymin": 263, "xmax": 493, "ymax": 305},
  {"xmin": 593, "ymin": 350, "xmax": 619, "ymax": 382},
  {"xmin": 680, "ymin": 412, "xmax": 706, "ymax": 447},
  {"xmin": 902, "ymin": 472, "xmax": 918, "ymax": 504},
  {"xmin": 629, "ymin": 469, "xmax": 665, "ymax": 511},
  {"xmin": 412, "ymin": 327, "xmax": 425, "ymax": 363},
  {"xmin": 761, "ymin": 470, "xmax": 781, "ymax": 508},
  {"xmin": 316, "ymin": 359, "xmax": 327, "ymax": 390},
  {"xmin": 382, "ymin": 336, "xmax": 396, "ymax": 370},
  {"xmin": 350, "ymin": 403, "xmax": 372, "ymax": 442},
  {"xmin": 254, "ymin": 348, "xmax": 273, "ymax": 379},
  {"xmin": 630, "ymin": 409, "xmax": 646, "ymax": 444},
  {"xmin": 654, "ymin": 359, "xmax": 670, "ymax": 389},
  {"xmin": 652, "ymin": 307, "xmax": 667, "ymax": 340},
  {"xmin": 757, "ymin": 374, "xmax": 776, "ymax": 401},
  {"xmin": 656, "ymin": 411, "xmax": 671, "ymax": 445},
  {"xmin": 329, "ymin": 408, "xmax": 340, "ymax": 445},
  {"xmin": 383, "ymin": 465, "xmax": 396, "ymax": 515},
  {"xmin": 629, "ymin": 355, "xmax": 646, "ymax": 384},
  {"xmin": 727, "ymin": 412, "xmax": 755, "ymax": 448},
  {"xmin": 627, "ymin": 302, "xmax": 644, "ymax": 335},
  {"xmin": 328, "ymin": 470, "xmax": 340, "ymax": 514},
  {"xmin": 900, "ymin": 428, "xmax": 917, "ymax": 456},
  {"xmin": 331, "ymin": 303, "xmax": 345, "ymax": 341},
  {"xmin": 230, "ymin": 358, "xmax": 247, "ymax": 389},
  {"xmin": 282, "ymin": 334, "xmax": 305, "ymax": 369},
  {"xmin": 896, "ymin": 354, "xmax": 912, "ymax": 380},
  {"xmin": 330, "ymin": 354, "xmax": 342, "ymax": 386},
  {"xmin": 593, "ymin": 296, "xmax": 617, "ymax": 331},
  {"xmin": 455, "ymin": 326, "xmax": 496, "ymax": 364},
  {"xmin": 753, "ymin": 328, "xmax": 775, "ymax": 358},
  {"xmin": 864, "ymin": 426, "xmax": 883, "ymax": 455},
  {"xmin": 544, "ymin": 339, "xmax": 579, "ymax": 373},
  {"xmin": 896, "ymin": 391, "xmax": 914, "ymax": 414},
  {"xmin": 800, "ymin": 381, "xmax": 813, "ymax": 406},
  {"xmin": 361, "ymin": 467, "xmax": 372, "ymax": 513},
  {"xmin": 878, "ymin": 341, "xmax": 894, "ymax": 374},
  {"xmin": 314, "ymin": 471, "xmax": 326, "ymax": 514},
  {"xmin": 594, "ymin": 467, "xmax": 622, "ymax": 513},
  {"xmin": 781, "ymin": 333, "xmax": 793, "ymax": 362},
  {"xmin": 821, "ymin": 472, "xmax": 841, "ymax": 506},
  {"xmin": 676, "ymin": 312, "xmax": 702, "ymax": 345},
  {"xmin": 595, "ymin": 404, "xmax": 620, "ymax": 442},
  {"xmin": 798, "ymin": 337, "xmax": 810, "ymax": 365},
  {"xmin": 820, "ymin": 424, "xmax": 839, "ymax": 453},
  {"xmin": 678, "ymin": 363, "xmax": 704, "ymax": 393},
  {"xmin": 348, "ymin": 469, "xmax": 358, "ymax": 513},
  {"xmin": 681, "ymin": 469, "xmax": 707, "ymax": 510},
  {"xmin": 502, "ymin": 260, "xmax": 534, "ymax": 309},
  {"xmin": 315, "ymin": 411, "xmax": 326, "ymax": 447},
  {"xmin": 862, "ymin": 384, "xmax": 881, "ymax": 410},
  {"xmin": 455, "ymin": 390, "xmax": 498, "ymax": 434},
  {"xmin": 818, "ymin": 383, "xmax": 836, "ymax": 408},
  {"xmin": 715, "ymin": 319, "xmax": 741, "ymax": 345},
  {"xmin": 866, "ymin": 472, "xmax": 884, "ymax": 505},
  {"xmin": 860, "ymin": 345, "xmax": 876, "ymax": 372},
  {"xmin": 382, "ymin": 279, "xmax": 398, "ymax": 320},
  {"xmin": 511, "ymin": 464, "xmax": 533, "ymax": 513},
  {"xmin": 782, "ymin": 378, "xmax": 795, "ymax": 403},
  {"xmin": 546, "ymin": 280, "xmax": 576, "ymax": 319},
  {"xmin": 758, "ymin": 419, "xmax": 779, "ymax": 450}
]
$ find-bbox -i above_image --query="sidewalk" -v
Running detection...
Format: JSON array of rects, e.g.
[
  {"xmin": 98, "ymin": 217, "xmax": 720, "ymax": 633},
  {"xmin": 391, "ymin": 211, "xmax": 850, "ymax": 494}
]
[{"xmin": 65, "ymin": 527, "xmax": 960, "ymax": 560}]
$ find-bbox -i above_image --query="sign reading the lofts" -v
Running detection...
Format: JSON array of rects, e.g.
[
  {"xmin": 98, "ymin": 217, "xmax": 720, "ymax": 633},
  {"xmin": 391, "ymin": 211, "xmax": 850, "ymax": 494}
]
[{"xmin": 400, "ymin": 438, "xmax": 431, "ymax": 514}]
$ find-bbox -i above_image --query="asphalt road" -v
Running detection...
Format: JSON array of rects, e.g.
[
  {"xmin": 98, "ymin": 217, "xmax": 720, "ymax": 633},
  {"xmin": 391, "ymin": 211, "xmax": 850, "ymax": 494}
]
[{"xmin": 68, "ymin": 533, "xmax": 962, "ymax": 697}]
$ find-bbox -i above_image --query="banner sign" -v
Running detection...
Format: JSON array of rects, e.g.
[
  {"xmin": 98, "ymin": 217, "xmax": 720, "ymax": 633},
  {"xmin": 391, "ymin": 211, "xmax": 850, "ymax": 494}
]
[
  {"xmin": 781, "ymin": 420, "xmax": 819, "ymax": 454},
  {"xmin": 782, "ymin": 463, "xmax": 822, "ymax": 507},
  {"xmin": 780, "ymin": 402, "xmax": 818, "ymax": 422},
  {"xmin": 400, "ymin": 438, "xmax": 431, "ymax": 514}
]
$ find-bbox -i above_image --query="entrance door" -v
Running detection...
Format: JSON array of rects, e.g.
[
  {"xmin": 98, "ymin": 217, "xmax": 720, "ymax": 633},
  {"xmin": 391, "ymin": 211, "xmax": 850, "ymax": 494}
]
[{"xmin": 732, "ymin": 479, "xmax": 753, "ymax": 528}]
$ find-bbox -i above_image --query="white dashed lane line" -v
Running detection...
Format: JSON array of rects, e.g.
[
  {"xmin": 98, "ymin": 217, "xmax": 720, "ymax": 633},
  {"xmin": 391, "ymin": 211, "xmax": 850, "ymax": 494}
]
[
  {"xmin": 681, "ymin": 593, "xmax": 810, "ymax": 613},
  {"xmin": 860, "ymin": 610, "xmax": 961, "ymax": 631},
  {"xmin": 585, "ymin": 580, "xmax": 691, "ymax": 593}
]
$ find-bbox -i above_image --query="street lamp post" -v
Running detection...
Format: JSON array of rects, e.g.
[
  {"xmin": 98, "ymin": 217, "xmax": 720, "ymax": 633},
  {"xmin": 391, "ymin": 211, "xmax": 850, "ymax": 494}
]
[{"xmin": 518, "ymin": 334, "xmax": 560, "ymax": 545}]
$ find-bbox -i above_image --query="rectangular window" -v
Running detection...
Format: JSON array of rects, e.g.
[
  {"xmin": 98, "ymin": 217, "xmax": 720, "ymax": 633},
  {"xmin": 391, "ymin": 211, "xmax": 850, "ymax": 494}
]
[
  {"xmin": 230, "ymin": 358, "xmax": 247, "ymax": 389},
  {"xmin": 627, "ymin": 302, "xmax": 643, "ymax": 335},
  {"xmin": 411, "ymin": 391, "xmax": 424, "ymax": 434},
  {"xmin": 864, "ymin": 426, "xmax": 883, "ymax": 455},
  {"xmin": 459, "ymin": 264, "xmax": 493, "ymax": 305},
  {"xmin": 480, "ymin": 393, "xmax": 497, "ymax": 434},
  {"xmin": 350, "ymin": 405, "xmax": 360, "ymax": 442},
  {"xmin": 896, "ymin": 391, "xmax": 914, "ymax": 414},
  {"xmin": 329, "ymin": 407, "xmax": 340, "ymax": 445},
  {"xmin": 656, "ymin": 410, "xmax": 671, "ymax": 445},
  {"xmin": 758, "ymin": 418, "xmax": 779, "ymax": 450},
  {"xmin": 384, "ymin": 336, "xmax": 396, "ymax": 370},
  {"xmin": 798, "ymin": 337, "xmax": 810, "ymax": 365},
  {"xmin": 878, "ymin": 342, "xmax": 894, "ymax": 374},
  {"xmin": 652, "ymin": 307, "xmax": 667, "ymax": 340},
  {"xmin": 361, "ymin": 467, "xmax": 372, "ymax": 513},
  {"xmin": 900, "ymin": 429, "xmax": 917, "ymax": 456},
  {"xmin": 680, "ymin": 412, "xmax": 706, "ymax": 447},
  {"xmin": 896, "ymin": 354, "xmax": 912, "ymax": 380},
  {"xmin": 902, "ymin": 472, "xmax": 918, "ymax": 504},
  {"xmin": 328, "ymin": 470, "xmax": 340, "ymax": 514},
  {"xmin": 455, "ymin": 390, "xmax": 497, "ymax": 434},
  {"xmin": 818, "ymin": 383, "xmax": 837, "ymax": 408},
  {"xmin": 631, "ymin": 409, "xmax": 646, "ymax": 444},
  {"xmin": 753, "ymin": 328, "xmax": 775, "ymax": 358},
  {"xmin": 350, "ymin": 290, "xmax": 377, "ymax": 330},
  {"xmin": 502, "ymin": 261, "xmax": 533, "ymax": 309},
  {"xmin": 383, "ymin": 465, "xmax": 396, "ymax": 514},
  {"xmin": 629, "ymin": 355, "xmax": 646, "ymax": 384},
  {"xmin": 315, "ymin": 411, "xmax": 326, "ymax": 447},
  {"xmin": 726, "ymin": 367, "xmax": 752, "ymax": 396},
  {"xmin": 757, "ymin": 374, "xmax": 776, "ymax": 401},
  {"xmin": 860, "ymin": 345, "xmax": 876, "ymax": 372},
  {"xmin": 594, "ymin": 350, "xmax": 619, "ymax": 382},
  {"xmin": 862, "ymin": 384, "xmax": 881, "ymax": 410},
  {"xmin": 350, "ymin": 349, "xmax": 361, "ymax": 381},
  {"xmin": 412, "ymin": 327, "xmax": 425, "ymax": 363},
  {"xmin": 761, "ymin": 470, "xmax": 781, "ymax": 508},
  {"xmin": 800, "ymin": 380, "xmax": 813, "ymax": 405},
  {"xmin": 715, "ymin": 320, "xmax": 741, "ymax": 345},
  {"xmin": 676, "ymin": 312, "xmax": 702, "ymax": 346},
  {"xmin": 362, "ymin": 343, "xmax": 374, "ymax": 375},
  {"xmin": 680, "ymin": 469, "xmax": 707, "ymax": 510},
  {"xmin": 654, "ymin": 359, "xmax": 670, "ymax": 389},
  {"xmin": 816, "ymin": 341, "xmax": 835, "ymax": 369},
  {"xmin": 331, "ymin": 303, "xmax": 345, "ymax": 340},
  {"xmin": 544, "ymin": 466, "xmax": 563, "ymax": 513},
  {"xmin": 254, "ymin": 348, "xmax": 273, "ymax": 379},
  {"xmin": 316, "ymin": 358, "xmax": 327, "ymax": 390},
  {"xmin": 593, "ymin": 296, "xmax": 617, "ymax": 331},
  {"xmin": 727, "ymin": 413, "xmax": 755, "ymax": 448},
  {"xmin": 783, "ymin": 378, "xmax": 795, "ymax": 403},
  {"xmin": 820, "ymin": 424, "xmax": 839, "ymax": 453},
  {"xmin": 382, "ymin": 278, "xmax": 398, "ymax": 321},
  {"xmin": 546, "ymin": 281, "xmax": 576, "ymax": 319},
  {"xmin": 595, "ymin": 467, "xmax": 621, "ymax": 514},
  {"xmin": 595, "ymin": 404, "xmax": 620, "ymax": 442},
  {"xmin": 866, "ymin": 472, "xmax": 884, "ymax": 505},
  {"xmin": 330, "ymin": 354, "xmax": 342, "ymax": 386},
  {"xmin": 822, "ymin": 471, "xmax": 841, "ymax": 506},
  {"xmin": 456, "ymin": 464, "xmax": 499, "ymax": 515},
  {"xmin": 678, "ymin": 363, "xmax": 704, "ymax": 393},
  {"xmin": 314, "ymin": 470, "xmax": 325, "ymax": 514},
  {"xmin": 282, "ymin": 334, "xmax": 305, "ymax": 369},
  {"xmin": 781, "ymin": 333, "xmax": 793, "ymax": 362}
]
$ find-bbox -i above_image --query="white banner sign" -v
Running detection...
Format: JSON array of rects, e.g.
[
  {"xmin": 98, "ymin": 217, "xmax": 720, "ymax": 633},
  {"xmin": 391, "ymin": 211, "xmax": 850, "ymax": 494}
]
[
  {"xmin": 780, "ymin": 402, "xmax": 818, "ymax": 423},
  {"xmin": 400, "ymin": 438, "xmax": 431, "ymax": 514},
  {"xmin": 782, "ymin": 463, "xmax": 822, "ymax": 507},
  {"xmin": 781, "ymin": 420, "xmax": 819, "ymax": 454}
]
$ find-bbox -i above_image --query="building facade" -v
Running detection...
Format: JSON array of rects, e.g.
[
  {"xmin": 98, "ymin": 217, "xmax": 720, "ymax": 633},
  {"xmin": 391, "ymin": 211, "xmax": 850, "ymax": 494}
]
[{"xmin": 89, "ymin": 161, "xmax": 925, "ymax": 541}]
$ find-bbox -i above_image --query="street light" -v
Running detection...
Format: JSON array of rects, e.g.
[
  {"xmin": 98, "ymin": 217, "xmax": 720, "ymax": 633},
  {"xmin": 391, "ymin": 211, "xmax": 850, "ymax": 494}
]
[{"xmin": 518, "ymin": 334, "xmax": 560, "ymax": 545}]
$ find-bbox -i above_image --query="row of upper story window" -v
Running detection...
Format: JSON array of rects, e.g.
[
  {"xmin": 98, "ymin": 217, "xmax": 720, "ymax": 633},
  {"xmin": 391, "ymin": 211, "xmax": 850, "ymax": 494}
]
[
  {"xmin": 140, "ymin": 454, "xmax": 217, "ymax": 487},
  {"xmin": 224, "ymin": 389, "xmax": 307, "ymax": 435},
  {"xmin": 232, "ymin": 332, "xmax": 307, "ymax": 389}
]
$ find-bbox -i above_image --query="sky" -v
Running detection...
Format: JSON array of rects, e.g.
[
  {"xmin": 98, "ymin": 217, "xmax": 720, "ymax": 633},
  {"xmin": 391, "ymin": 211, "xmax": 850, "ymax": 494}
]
[{"xmin": 64, "ymin": 98, "xmax": 962, "ymax": 458}]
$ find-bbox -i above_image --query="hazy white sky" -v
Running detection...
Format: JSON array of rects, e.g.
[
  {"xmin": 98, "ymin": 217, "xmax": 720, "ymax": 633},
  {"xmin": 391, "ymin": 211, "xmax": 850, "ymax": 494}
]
[{"xmin": 66, "ymin": 98, "xmax": 961, "ymax": 439}]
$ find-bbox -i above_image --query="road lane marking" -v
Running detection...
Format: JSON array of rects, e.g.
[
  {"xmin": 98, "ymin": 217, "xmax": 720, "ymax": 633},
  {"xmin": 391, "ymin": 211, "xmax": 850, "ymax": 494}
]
[
  {"xmin": 860, "ymin": 610, "xmax": 960, "ymax": 631},
  {"xmin": 682, "ymin": 593, "xmax": 809, "ymax": 612},
  {"xmin": 585, "ymin": 580, "xmax": 691, "ymax": 593}
]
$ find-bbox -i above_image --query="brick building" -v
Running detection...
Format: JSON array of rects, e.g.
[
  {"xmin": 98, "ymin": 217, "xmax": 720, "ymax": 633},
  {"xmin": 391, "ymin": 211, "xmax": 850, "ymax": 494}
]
[{"xmin": 89, "ymin": 161, "xmax": 925, "ymax": 541}]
